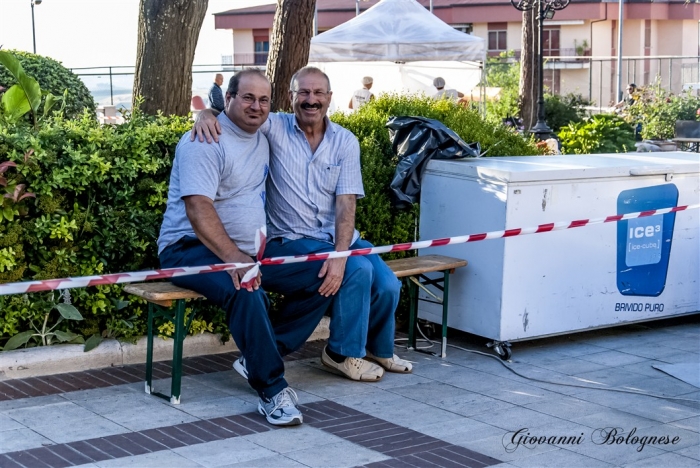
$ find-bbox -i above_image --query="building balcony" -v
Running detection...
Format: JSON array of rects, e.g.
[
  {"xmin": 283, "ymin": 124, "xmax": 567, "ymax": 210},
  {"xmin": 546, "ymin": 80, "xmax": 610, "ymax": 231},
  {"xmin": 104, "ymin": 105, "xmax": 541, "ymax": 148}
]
[{"xmin": 232, "ymin": 53, "xmax": 269, "ymax": 67}]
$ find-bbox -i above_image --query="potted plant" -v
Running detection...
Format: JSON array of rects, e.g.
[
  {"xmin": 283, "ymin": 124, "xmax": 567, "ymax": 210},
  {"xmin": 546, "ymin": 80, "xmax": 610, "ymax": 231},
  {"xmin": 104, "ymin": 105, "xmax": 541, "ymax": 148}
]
[{"xmin": 574, "ymin": 39, "xmax": 590, "ymax": 58}]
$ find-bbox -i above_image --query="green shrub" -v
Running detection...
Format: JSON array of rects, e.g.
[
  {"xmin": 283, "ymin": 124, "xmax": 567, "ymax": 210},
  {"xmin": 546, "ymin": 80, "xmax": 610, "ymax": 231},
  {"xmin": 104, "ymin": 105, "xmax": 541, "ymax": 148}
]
[
  {"xmin": 0, "ymin": 108, "xmax": 205, "ymax": 345},
  {"xmin": 0, "ymin": 50, "xmax": 95, "ymax": 119},
  {"xmin": 0, "ymin": 94, "xmax": 539, "ymax": 348},
  {"xmin": 624, "ymin": 81, "xmax": 700, "ymax": 140},
  {"xmin": 482, "ymin": 51, "xmax": 520, "ymax": 121},
  {"xmin": 544, "ymin": 93, "xmax": 591, "ymax": 133},
  {"xmin": 558, "ymin": 114, "xmax": 635, "ymax": 154}
]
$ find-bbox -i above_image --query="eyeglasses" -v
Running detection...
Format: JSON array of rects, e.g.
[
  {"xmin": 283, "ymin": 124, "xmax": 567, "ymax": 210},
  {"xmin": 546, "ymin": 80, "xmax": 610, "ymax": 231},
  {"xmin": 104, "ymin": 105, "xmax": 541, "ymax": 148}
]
[
  {"xmin": 234, "ymin": 93, "xmax": 270, "ymax": 107},
  {"xmin": 292, "ymin": 89, "xmax": 330, "ymax": 98}
]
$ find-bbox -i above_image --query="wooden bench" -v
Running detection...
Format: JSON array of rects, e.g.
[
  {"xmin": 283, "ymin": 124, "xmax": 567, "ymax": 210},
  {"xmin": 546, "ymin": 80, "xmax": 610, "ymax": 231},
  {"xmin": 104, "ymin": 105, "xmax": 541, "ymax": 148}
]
[{"xmin": 123, "ymin": 254, "xmax": 466, "ymax": 404}]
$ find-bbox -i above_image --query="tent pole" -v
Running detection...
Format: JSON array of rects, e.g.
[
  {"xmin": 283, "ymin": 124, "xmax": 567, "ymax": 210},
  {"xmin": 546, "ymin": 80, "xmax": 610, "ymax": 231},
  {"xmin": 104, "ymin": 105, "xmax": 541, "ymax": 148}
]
[{"xmin": 480, "ymin": 63, "xmax": 486, "ymax": 116}]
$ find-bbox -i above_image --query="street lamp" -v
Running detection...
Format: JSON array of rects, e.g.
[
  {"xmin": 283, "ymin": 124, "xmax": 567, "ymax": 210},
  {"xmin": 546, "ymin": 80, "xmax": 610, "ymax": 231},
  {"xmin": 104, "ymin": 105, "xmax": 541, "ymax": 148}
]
[
  {"xmin": 615, "ymin": 0, "xmax": 625, "ymax": 103},
  {"xmin": 31, "ymin": 0, "xmax": 43, "ymax": 54},
  {"xmin": 511, "ymin": 0, "xmax": 570, "ymax": 140}
]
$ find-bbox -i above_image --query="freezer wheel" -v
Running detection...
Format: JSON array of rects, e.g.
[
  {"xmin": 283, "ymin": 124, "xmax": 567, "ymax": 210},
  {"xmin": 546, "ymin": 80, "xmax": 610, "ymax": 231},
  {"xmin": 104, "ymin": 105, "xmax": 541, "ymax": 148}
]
[{"xmin": 487, "ymin": 341, "xmax": 512, "ymax": 361}]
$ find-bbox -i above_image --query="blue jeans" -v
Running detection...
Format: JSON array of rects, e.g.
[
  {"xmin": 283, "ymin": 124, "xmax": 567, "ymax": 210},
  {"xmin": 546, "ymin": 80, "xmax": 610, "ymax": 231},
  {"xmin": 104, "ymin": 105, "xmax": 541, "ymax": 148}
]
[
  {"xmin": 262, "ymin": 237, "xmax": 401, "ymax": 359},
  {"xmin": 159, "ymin": 236, "xmax": 287, "ymax": 400}
]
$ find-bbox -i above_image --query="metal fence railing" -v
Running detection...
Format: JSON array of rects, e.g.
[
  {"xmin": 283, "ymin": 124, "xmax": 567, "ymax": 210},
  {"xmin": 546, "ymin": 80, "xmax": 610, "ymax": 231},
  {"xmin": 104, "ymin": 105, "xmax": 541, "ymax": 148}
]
[
  {"xmin": 70, "ymin": 63, "xmax": 259, "ymax": 109},
  {"xmin": 484, "ymin": 55, "xmax": 700, "ymax": 109},
  {"xmin": 74, "ymin": 55, "xmax": 700, "ymax": 111}
]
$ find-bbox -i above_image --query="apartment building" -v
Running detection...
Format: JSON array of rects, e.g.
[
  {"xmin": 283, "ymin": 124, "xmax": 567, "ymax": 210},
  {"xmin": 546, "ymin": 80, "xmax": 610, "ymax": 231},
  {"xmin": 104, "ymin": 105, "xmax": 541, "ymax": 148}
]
[{"xmin": 214, "ymin": 0, "xmax": 700, "ymax": 105}]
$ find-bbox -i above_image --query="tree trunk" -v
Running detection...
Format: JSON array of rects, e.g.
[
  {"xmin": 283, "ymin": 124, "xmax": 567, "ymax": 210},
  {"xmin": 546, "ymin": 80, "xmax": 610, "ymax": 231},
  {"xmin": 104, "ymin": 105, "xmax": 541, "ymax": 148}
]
[
  {"xmin": 133, "ymin": 0, "xmax": 208, "ymax": 116},
  {"xmin": 267, "ymin": 0, "xmax": 316, "ymax": 112},
  {"xmin": 518, "ymin": 9, "xmax": 538, "ymax": 131}
]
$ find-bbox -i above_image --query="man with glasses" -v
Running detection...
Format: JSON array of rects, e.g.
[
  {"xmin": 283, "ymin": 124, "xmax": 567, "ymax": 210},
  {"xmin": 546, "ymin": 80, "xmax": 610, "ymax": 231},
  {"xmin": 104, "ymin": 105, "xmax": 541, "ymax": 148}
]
[
  {"xmin": 158, "ymin": 69, "xmax": 303, "ymax": 427},
  {"xmin": 193, "ymin": 66, "xmax": 412, "ymax": 384}
]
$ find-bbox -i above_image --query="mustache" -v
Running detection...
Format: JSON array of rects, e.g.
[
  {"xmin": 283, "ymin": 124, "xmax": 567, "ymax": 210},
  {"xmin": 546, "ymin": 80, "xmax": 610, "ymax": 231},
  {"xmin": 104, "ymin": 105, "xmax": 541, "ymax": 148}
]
[{"xmin": 301, "ymin": 102, "xmax": 322, "ymax": 110}]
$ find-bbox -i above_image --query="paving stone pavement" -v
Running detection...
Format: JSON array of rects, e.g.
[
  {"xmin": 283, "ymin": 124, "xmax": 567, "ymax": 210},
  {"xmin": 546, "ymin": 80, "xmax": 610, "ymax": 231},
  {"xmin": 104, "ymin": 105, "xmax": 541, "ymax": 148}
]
[{"xmin": 0, "ymin": 316, "xmax": 698, "ymax": 468}]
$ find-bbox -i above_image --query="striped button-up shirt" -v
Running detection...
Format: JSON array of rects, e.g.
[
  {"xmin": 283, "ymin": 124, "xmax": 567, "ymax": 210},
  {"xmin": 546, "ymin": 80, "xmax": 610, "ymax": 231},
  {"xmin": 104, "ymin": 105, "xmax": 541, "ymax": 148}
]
[{"xmin": 261, "ymin": 112, "xmax": 364, "ymax": 244}]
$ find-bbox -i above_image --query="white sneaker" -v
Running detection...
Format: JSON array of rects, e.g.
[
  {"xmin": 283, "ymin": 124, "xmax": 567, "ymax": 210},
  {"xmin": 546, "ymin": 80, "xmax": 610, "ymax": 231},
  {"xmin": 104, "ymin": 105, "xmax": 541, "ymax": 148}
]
[
  {"xmin": 321, "ymin": 346, "xmax": 384, "ymax": 381},
  {"xmin": 258, "ymin": 387, "xmax": 303, "ymax": 426},
  {"xmin": 233, "ymin": 356, "xmax": 248, "ymax": 380}
]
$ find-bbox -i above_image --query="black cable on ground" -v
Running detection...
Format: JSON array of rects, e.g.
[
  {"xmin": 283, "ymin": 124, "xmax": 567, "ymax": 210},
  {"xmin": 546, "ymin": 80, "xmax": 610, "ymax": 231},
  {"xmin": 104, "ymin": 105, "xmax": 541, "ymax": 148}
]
[{"xmin": 394, "ymin": 323, "xmax": 700, "ymax": 405}]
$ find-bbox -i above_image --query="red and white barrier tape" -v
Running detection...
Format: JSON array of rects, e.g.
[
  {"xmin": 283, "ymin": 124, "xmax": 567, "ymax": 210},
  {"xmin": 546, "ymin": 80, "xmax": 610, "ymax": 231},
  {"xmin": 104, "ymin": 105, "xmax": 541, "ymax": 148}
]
[{"xmin": 0, "ymin": 203, "xmax": 696, "ymax": 296}]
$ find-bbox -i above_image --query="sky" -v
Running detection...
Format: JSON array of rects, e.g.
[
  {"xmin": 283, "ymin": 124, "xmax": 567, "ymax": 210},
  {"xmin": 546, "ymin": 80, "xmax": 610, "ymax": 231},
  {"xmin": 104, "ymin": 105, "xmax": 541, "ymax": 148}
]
[{"xmin": 0, "ymin": 0, "xmax": 276, "ymax": 68}]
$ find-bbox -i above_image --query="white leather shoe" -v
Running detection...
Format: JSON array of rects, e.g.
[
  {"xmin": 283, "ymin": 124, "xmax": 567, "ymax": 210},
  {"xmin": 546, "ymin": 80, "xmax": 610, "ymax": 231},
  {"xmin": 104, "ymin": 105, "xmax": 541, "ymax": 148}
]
[
  {"xmin": 365, "ymin": 351, "xmax": 413, "ymax": 373},
  {"xmin": 321, "ymin": 346, "xmax": 384, "ymax": 381}
]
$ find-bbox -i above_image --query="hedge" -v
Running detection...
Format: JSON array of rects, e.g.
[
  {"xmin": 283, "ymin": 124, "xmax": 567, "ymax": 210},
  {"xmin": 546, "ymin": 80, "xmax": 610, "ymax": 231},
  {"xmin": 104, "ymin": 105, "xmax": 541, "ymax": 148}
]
[
  {"xmin": 0, "ymin": 95, "xmax": 540, "ymax": 349},
  {"xmin": 0, "ymin": 50, "xmax": 96, "ymax": 120}
]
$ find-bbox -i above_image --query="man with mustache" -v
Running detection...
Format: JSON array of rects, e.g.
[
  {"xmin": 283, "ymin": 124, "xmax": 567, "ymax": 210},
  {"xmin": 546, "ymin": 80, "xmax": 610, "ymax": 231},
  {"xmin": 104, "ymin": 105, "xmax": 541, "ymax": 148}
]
[
  {"xmin": 193, "ymin": 66, "xmax": 412, "ymax": 383},
  {"xmin": 159, "ymin": 70, "xmax": 303, "ymax": 426}
]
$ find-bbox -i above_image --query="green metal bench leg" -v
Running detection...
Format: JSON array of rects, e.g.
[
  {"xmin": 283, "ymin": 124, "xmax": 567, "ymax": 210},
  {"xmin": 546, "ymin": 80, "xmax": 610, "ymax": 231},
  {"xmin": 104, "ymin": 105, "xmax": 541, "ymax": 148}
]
[
  {"xmin": 440, "ymin": 270, "xmax": 450, "ymax": 358},
  {"xmin": 145, "ymin": 304, "xmax": 155, "ymax": 395},
  {"xmin": 407, "ymin": 277, "xmax": 418, "ymax": 350},
  {"xmin": 144, "ymin": 298, "xmax": 195, "ymax": 405},
  {"xmin": 170, "ymin": 299, "xmax": 186, "ymax": 405}
]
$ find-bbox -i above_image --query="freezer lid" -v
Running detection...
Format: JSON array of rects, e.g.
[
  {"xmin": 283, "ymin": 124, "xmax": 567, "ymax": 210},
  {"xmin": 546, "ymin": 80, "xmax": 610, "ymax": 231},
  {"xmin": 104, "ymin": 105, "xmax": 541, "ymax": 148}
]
[{"xmin": 425, "ymin": 153, "xmax": 700, "ymax": 182}]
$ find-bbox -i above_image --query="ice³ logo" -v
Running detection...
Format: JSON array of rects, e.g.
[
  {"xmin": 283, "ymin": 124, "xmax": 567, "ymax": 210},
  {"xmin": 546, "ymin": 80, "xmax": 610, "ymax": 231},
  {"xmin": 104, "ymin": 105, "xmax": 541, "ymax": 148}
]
[
  {"xmin": 626, "ymin": 217, "xmax": 663, "ymax": 267},
  {"xmin": 629, "ymin": 225, "xmax": 661, "ymax": 239},
  {"xmin": 617, "ymin": 184, "xmax": 677, "ymax": 297}
]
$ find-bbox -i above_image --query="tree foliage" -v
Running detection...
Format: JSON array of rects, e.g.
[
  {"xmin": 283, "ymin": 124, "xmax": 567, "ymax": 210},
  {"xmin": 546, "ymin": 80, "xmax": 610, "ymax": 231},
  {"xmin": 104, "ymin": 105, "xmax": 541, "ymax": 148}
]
[{"xmin": 482, "ymin": 51, "xmax": 520, "ymax": 121}]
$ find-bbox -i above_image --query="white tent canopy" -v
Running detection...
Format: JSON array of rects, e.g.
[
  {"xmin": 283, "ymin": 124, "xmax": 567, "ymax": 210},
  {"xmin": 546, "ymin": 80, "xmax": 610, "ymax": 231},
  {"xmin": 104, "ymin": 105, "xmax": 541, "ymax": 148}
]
[
  {"xmin": 308, "ymin": 0, "xmax": 486, "ymax": 113},
  {"xmin": 309, "ymin": 0, "xmax": 485, "ymax": 63}
]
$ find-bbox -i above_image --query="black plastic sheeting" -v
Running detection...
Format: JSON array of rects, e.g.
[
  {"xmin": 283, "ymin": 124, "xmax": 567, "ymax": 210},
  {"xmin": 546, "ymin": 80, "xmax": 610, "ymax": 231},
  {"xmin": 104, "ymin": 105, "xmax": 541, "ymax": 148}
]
[{"xmin": 386, "ymin": 116, "xmax": 481, "ymax": 210}]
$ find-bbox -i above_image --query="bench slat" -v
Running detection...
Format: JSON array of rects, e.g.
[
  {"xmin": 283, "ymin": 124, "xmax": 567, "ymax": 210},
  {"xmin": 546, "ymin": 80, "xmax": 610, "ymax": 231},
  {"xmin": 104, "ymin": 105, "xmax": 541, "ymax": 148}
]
[
  {"xmin": 123, "ymin": 282, "xmax": 204, "ymax": 302},
  {"xmin": 123, "ymin": 255, "xmax": 466, "ymax": 304},
  {"xmin": 386, "ymin": 254, "xmax": 467, "ymax": 278}
]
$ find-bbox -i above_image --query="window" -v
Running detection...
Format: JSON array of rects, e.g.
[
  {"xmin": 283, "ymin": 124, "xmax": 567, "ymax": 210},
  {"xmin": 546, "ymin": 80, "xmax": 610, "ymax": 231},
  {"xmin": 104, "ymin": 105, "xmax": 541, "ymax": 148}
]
[
  {"xmin": 644, "ymin": 20, "xmax": 651, "ymax": 50},
  {"xmin": 488, "ymin": 23, "xmax": 507, "ymax": 57},
  {"xmin": 543, "ymin": 27, "xmax": 560, "ymax": 57},
  {"xmin": 254, "ymin": 41, "xmax": 269, "ymax": 65},
  {"xmin": 253, "ymin": 29, "xmax": 269, "ymax": 66}
]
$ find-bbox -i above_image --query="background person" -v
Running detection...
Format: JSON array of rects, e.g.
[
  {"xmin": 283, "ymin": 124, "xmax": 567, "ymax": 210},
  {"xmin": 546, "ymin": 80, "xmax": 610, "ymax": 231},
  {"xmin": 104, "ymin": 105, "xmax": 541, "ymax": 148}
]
[
  {"xmin": 208, "ymin": 73, "xmax": 225, "ymax": 112},
  {"xmin": 432, "ymin": 76, "xmax": 464, "ymax": 101},
  {"xmin": 614, "ymin": 83, "xmax": 642, "ymax": 139},
  {"xmin": 348, "ymin": 76, "xmax": 375, "ymax": 110},
  {"xmin": 614, "ymin": 83, "xmax": 637, "ymax": 109}
]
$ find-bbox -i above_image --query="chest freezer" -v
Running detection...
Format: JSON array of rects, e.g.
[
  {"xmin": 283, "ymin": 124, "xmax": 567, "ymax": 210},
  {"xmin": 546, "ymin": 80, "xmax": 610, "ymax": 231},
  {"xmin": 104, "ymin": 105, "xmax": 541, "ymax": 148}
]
[{"xmin": 418, "ymin": 153, "xmax": 700, "ymax": 342}]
